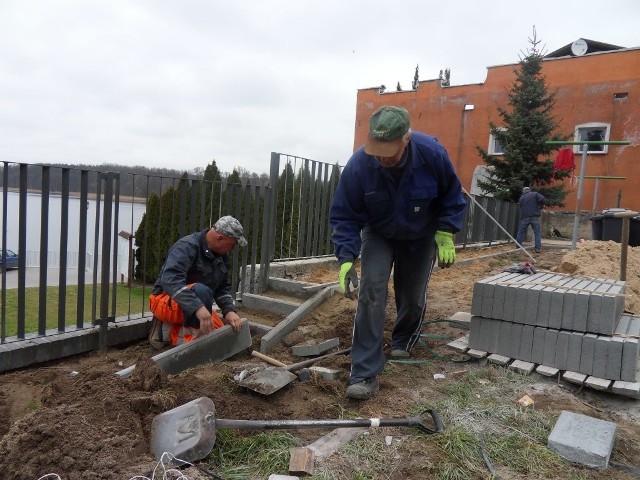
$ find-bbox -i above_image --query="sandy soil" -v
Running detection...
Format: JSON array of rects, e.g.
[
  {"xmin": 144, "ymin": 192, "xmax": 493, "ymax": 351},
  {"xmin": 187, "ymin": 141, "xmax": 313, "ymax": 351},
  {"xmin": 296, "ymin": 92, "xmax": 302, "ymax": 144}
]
[{"xmin": 1, "ymin": 240, "xmax": 640, "ymax": 479}]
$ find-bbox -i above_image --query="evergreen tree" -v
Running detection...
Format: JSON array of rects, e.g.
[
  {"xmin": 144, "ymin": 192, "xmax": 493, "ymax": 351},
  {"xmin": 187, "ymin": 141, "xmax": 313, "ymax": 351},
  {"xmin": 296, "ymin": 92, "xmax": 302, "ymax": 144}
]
[{"xmin": 476, "ymin": 28, "xmax": 570, "ymax": 205}]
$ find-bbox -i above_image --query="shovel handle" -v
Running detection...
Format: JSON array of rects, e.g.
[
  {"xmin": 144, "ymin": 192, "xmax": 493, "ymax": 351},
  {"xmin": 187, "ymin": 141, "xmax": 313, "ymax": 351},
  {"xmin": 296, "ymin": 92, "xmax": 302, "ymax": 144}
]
[
  {"xmin": 251, "ymin": 350, "xmax": 288, "ymax": 367},
  {"xmin": 215, "ymin": 408, "xmax": 444, "ymax": 435},
  {"xmin": 284, "ymin": 347, "xmax": 351, "ymax": 372}
]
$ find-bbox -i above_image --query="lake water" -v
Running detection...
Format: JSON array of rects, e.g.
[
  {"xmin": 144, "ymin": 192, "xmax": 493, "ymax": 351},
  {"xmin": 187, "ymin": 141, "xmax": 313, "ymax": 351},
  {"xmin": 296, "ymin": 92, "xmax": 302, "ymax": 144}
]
[{"xmin": 0, "ymin": 191, "xmax": 146, "ymax": 276}]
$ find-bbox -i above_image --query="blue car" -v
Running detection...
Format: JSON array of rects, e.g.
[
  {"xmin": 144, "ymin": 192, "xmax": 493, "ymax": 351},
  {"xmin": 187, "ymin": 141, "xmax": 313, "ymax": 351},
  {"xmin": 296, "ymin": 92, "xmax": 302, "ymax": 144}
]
[{"xmin": 0, "ymin": 249, "xmax": 19, "ymax": 270}]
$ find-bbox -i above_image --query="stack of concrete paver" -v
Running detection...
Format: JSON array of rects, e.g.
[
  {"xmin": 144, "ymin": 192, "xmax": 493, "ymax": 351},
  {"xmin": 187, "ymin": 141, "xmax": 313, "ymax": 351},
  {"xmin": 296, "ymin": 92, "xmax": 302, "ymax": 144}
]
[{"xmin": 467, "ymin": 271, "xmax": 640, "ymax": 384}]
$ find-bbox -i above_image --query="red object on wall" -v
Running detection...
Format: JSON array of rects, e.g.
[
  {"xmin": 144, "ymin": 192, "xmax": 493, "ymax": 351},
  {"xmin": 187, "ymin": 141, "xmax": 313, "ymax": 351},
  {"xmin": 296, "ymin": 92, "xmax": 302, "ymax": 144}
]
[{"xmin": 553, "ymin": 147, "xmax": 575, "ymax": 179}]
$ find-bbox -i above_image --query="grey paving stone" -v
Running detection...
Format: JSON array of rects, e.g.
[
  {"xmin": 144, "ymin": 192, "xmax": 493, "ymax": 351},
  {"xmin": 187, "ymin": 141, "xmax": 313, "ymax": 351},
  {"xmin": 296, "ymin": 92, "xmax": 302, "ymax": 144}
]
[
  {"xmin": 537, "ymin": 287, "xmax": 555, "ymax": 328},
  {"xmin": 525, "ymin": 284, "xmax": 544, "ymax": 326},
  {"xmin": 503, "ymin": 284, "xmax": 517, "ymax": 323},
  {"xmin": 549, "ymin": 288, "xmax": 565, "ymax": 330},
  {"xmin": 480, "ymin": 277, "xmax": 498, "ymax": 319},
  {"xmin": 579, "ymin": 333, "xmax": 598, "ymax": 376},
  {"xmin": 508, "ymin": 359, "xmax": 535, "ymax": 374},
  {"xmin": 587, "ymin": 293, "xmax": 603, "ymax": 334},
  {"xmin": 531, "ymin": 327, "xmax": 547, "ymax": 365},
  {"xmin": 562, "ymin": 371, "xmax": 587, "ymax": 385},
  {"xmin": 573, "ymin": 290, "xmax": 590, "ymax": 333},
  {"xmin": 566, "ymin": 332, "xmax": 584, "ymax": 373},
  {"xmin": 468, "ymin": 316, "xmax": 482, "ymax": 350},
  {"xmin": 448, "ymin": 311, "xmax": 472, "ymax": 330},
  {"xmin": 536, "ymin": 365, "xmax": 559, "ymax": 376},
  {"xmin": 491, "ymin": 282, "xmax": 507, "ymax": 320},
  {"xmin": 153, "ymin": 319, "xmax": 252, "ymax": 375},
  {"xmin": 447, "ymin": 335, "xmax": 469, "ymax": 353},
  {"xmin": 611, "ymin": 381, "xmax": 640, "ymax": 399},
  {"xmin": 614, "ymin": 313, "xmax": 631, "ymax": 335},
  {"xmin": 497, "ymin": 322, "xmax": 512, "ymax": 357},
  {"xmin": 585, "ymin": 376, "xmax": 612, "ymax": 391},
  {"xmin": 513, "ymin": 284, "xmax": 530, "ymax": 324},
  {"xmin": 626, "ymin": 314, "xmax": 640, "ymax": 337},
  {"xmin": 621, "ymin": 338, "xmax": 639, "ymax": 382},
  {"xmin": 519, "ymin": 325, "xmax": 535, "ymax": 363},
  {"xmin": 487, "ymin": 353, "xmax": 511, "ymax": 366},
  {"xmin": 543, "ymin": 329, "xmax": 558, "ymax": 368},
  {"xmin": 591, "ymin": 336, "xmax": 610, "ymax": 379},
  {"xmin": 292, "ymin": 337, "xmax": 340, "ymax": 357},
  {"xmin": 509, "ymin": 323, "xmax": 523, "ymax": 359},
  {"xmin": 555, "ymin": 331, "xmax": 571, "ymax": 371},
  {"xmin": 606, "ymin": 337, "xmax": 625, "ymax": 381},
  {"xmin": 560, "ymin": 288, "xmax": 577, "ymax": 331},
  {"xmin": 547, "ymin": 411, "xmax": 616, "ymax": 469},
  {"xmin": 471, "ymin": 282, "xmax": 484, "ymax": 316},
  {"xmin": 467, "ymin": 349, "xmax": 488, "ymax": 359},
  {"xmin": 482, "ymin": 317, "xmax": 501, "ymax": 354}
]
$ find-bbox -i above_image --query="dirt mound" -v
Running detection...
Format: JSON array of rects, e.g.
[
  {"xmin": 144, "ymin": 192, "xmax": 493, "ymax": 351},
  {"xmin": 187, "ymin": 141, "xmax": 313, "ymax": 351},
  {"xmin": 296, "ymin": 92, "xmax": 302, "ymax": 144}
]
[{"xmin": 557, "ymin": 240, "xmax": 640, "ymax": 313}]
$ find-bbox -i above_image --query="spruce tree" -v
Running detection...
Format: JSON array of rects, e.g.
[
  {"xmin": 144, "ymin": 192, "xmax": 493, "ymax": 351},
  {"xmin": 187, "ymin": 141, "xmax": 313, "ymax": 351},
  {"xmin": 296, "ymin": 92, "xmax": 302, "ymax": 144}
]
[{"xmin": 476, "ymin": 28, "xmax": 570, "ymax": 205}]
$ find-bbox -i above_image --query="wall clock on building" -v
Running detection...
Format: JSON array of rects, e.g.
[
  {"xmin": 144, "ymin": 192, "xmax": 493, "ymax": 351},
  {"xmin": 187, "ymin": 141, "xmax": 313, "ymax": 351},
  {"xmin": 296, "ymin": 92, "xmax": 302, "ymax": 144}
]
[{"xmin": 571, "ymin": 39, "xmax": 588, "ymax": 56}]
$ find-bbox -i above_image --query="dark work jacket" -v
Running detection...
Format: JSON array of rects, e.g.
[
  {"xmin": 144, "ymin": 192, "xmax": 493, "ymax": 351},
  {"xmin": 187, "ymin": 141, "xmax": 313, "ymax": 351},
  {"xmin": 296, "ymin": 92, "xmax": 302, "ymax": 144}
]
[
  {"xmin": 329, "ymin": 131, "xmax": 467, "ymax": 263},
  {"xmin": 518, "ymin": 191, "xmax": 546, "ymax": 219},
  {"xmin": 151, "ymin": 229, "xmax": 236, "ymax": 317}
]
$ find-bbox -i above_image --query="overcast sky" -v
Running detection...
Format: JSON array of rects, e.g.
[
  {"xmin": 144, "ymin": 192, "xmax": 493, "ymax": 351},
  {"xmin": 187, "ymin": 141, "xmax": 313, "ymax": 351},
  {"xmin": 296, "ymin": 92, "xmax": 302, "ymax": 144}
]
[{"xmin": 1, "ymin": 1, "xmax": 638, "ymax": 176}]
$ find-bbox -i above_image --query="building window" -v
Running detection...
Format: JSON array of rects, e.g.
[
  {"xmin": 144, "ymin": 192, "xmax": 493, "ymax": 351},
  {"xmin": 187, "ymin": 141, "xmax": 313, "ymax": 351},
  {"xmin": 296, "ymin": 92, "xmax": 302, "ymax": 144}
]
[
  {"xmin": 488, "ymin": 128, "xmax": 507, "ymax": 155},
  {"xmin": 574, "ymin": 123, "xmax": 610, "ymax": 154}
]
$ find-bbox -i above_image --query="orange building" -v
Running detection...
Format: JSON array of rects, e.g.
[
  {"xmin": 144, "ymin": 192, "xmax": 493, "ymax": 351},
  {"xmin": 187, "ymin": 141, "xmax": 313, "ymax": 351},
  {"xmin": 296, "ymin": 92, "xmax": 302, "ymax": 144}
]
[{"xmin": 354, "ymin": 39, "xmax": 640, "ymax": 213}]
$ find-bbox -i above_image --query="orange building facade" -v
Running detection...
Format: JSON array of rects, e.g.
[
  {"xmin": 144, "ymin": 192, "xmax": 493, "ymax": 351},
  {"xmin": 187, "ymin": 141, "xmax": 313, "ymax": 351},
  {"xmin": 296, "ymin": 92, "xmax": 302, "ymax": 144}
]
[{"xmin": 354, "ymin": 43, "xmax": 640, "ymax": 213}]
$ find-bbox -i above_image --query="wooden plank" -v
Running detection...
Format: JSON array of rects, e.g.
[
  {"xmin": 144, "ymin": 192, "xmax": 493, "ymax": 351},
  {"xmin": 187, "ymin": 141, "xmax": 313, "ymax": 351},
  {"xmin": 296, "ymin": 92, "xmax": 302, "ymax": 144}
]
[{"xmin": 289, "ymin": 446, "xmax": 315, "ymax": 475}]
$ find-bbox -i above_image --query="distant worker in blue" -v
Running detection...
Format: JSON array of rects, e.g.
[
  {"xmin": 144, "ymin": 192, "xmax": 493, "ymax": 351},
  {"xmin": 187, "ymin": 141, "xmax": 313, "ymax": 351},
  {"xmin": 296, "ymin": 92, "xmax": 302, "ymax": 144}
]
[
  {"xmin": 329, "ymin": 105, "xmax": 467, "ymax": 400},
  {"xmin": 516, "ymin": 186, "xmax": 546, "ymax": 253}
]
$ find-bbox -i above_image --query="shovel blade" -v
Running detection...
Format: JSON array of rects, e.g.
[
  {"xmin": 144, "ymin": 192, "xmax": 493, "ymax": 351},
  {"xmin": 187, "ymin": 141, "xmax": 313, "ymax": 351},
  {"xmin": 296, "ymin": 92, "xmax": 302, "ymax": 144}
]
[
  {"xmin": 240, "ymin": 366, "xmax": 297, "ymax": 395},
  {"xmin": 150, "ymin": 396, "xmax": 217, "ymax": 463}
]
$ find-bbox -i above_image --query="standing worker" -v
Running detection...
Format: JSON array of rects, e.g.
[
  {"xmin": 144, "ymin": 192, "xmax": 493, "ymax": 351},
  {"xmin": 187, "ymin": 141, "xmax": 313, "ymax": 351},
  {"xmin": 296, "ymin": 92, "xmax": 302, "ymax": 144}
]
[
  {"xmin": 516, "ymin": 186, "xmax": 546, "ymax": 253},
  {"xmin": 148, "ymin": 215, "xmax": 246, "ymax": 349},
  {"xmin": 330, "ymin": 106, "xmax": 467, "ymax": 400}
]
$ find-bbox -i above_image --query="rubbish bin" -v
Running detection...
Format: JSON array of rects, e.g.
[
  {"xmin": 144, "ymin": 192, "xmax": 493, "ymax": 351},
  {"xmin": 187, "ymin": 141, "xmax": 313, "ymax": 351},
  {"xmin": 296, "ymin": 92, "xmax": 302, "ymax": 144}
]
[
  {"xmin": 590, "ymin": 214, "xmax": 604, "ymax": 241},
  {"xmin": 595, "ymin": 208, "xmax": 640, "ymax": 247}
]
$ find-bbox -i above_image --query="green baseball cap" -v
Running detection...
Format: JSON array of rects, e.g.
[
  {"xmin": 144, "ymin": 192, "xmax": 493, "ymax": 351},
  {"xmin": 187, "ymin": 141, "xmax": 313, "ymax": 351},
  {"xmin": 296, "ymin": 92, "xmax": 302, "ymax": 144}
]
[{"xmin": 364, "ymin": 106, "xmax": 410, "ymax": 157}]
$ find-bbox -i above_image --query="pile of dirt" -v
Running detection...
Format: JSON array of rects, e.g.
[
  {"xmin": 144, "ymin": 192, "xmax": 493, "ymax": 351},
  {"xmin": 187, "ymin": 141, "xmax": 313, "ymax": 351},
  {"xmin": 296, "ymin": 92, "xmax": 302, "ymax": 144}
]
[
  {"xmin": 556, "ymin": 240, "xmax": 640, "ymax": 314},
  {"xmin": 0, "ymin": 241, "xmax": 639, "ymax": 479}
]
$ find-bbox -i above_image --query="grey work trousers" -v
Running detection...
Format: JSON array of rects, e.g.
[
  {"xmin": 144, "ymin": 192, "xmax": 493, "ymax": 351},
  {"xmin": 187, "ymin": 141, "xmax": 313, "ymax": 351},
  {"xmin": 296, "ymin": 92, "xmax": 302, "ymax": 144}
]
[{"xmin": 349, "ymin": 227, "xmax": 436, "ymax": 384}]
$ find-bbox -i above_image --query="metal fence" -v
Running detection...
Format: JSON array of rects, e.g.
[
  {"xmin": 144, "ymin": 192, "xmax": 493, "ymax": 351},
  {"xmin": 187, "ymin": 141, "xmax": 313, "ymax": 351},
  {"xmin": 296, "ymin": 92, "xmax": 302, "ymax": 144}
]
[{"xmin": 0, "ymin": 155, "xmax": 517, "ymax": 371}]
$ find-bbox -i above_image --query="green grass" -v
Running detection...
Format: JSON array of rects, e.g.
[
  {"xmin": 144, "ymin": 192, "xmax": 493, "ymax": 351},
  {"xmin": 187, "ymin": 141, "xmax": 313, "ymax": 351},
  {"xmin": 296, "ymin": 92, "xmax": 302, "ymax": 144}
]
[
  {"xmin": 207, "ymin": 429, "xmax": 298, "ymax": 479},
  {"xmin": 0, "ymin": 283, "xmax": 148, "ymax": 336}
]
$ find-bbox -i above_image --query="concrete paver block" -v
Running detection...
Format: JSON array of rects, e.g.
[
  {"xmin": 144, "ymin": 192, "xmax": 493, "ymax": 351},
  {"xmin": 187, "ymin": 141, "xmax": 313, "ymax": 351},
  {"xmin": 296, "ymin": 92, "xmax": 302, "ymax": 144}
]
[
  {"xmin": 591, "ymin": 336, "xmax": 610, "ymax": 379},
  {"xmin": 308, "ymin": 366, "xmax": 341, "ymax": 380},
  {"xmin": 525, "ymin": 284, "xmax": 544, "ymax": 326},
  {"xmin": 547, "ymin": 411, "xmax": 616, "ymax": 469},
  {"xmin": 153, "ymin": 319, "xmax": 251, "ymax": 375},
  {"xmin": 519, "ymin": 325, "xmax": 534, "ymax": 362},
  {"xmin": 497, "ymin": 321, "xmax": 512, "ymax": 357},
  {"xmin": 509, "ymin": 360, "xmax": 535, "ymax": 375},
  {"xmin": 241, "ymin": 292, "xmax": 301, "ymax": 315},
  {"xmin": 292, "ymin": 337, "xmax": 340, "ymax": 357},
  {"xmin": 585, "ymin": 376, "xmax": 612, "ymax": 391},
  {"xmin": 621, "ymin": 338, "xmax": 639, "ymax": 382},
  {"xmin": 467, "ymin": 349, "xmax": 488, "ymax": 359},
  {"xmin": 606, "ymin": 337, "xmax": 624, "ymax": 381},
  {"xmin": 513, "ymin": 284, "xmax": 530, "ymax": 323},
  {"xmin": 542, "ymin": 329, "xmax": 558, "ymax": 367},
  {"xmin": 480, "ymin": 317, "xmax": 500, "ymax": 353},
  {"xmin": 566, "ymin": 332, "xmax": 584, "ymax": 373},
  {"xmin": 559, "ymin": 288, "xmax": 576, "ymax": 331},
  {"xmin": 487, "ymin": 353, "xmax": 511, "ymax": 366},
  {"xmin": 537, "ymin": 287, "xmax": 555, "ymax": 328},
  {"xmin": 554, "ymin": 331, "xmax": 571, "ymax": 371},
  {"xmin": 579, "ymin": 333, "xmax": 598, "ymax": 376},
  {"xmin": 531, "ymin": 327, "xmax": 546, "ymax": 365},
  {"xmin": 586, "ymin": 293, "xmax": 603, "ymax": 334},
  {"xmin": 573, "ymin": 290, "xmax": 590, "ymax": 332},
  {"xmin": 448, "ymin": 311, "xmax": 471, "ymax": 330},
  {"xmin": 536, "ymin": 365, "xmax": 559, "ymax": 377},
  {"xmin": 611, "ymin": 381, "xmax": 640, "ymax": 399},
  {"xmin": 447, "ymin": 335, "xmax": 469, "ymax": 353},
  {"xmin": 509, "ymin": 323, "xmax": 523, "ymax": 359},
  {"xmin": 468, "ymin": 316, "xmax": 482, "ymax": 350},
  {"xmin": 562, "ymin": 371, "xmax": 587, "ymax": 385}
]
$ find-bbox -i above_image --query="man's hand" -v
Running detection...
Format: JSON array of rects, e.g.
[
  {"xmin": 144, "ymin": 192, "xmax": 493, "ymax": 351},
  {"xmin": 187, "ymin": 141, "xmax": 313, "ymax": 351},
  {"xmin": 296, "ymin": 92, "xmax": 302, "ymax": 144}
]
[
  {"xmin": 223, "ymin": 311, "xmax": 243, "ymax": 334},
  {"xmin": 339, "ymin": 261, "xmax": 359, "ymax": 299},
  {"xmin": 435, "ymin": 230, "xmax": 456, "ymax": 268},
  {"xmin": 196, "ymin": 306, "xmax": 214, "ymax": 334}
]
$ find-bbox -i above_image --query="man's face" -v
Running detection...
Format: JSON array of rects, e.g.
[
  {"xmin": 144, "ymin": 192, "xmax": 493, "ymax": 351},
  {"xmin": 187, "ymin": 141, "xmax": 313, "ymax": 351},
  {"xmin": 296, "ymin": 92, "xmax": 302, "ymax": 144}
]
[
  {"xmin": 212, "ymin": 234, "xmax": 238, "ymax": 255},
  {"xmin": 373, "ymin": 134, "xmax": 410, "ymax": 168}
]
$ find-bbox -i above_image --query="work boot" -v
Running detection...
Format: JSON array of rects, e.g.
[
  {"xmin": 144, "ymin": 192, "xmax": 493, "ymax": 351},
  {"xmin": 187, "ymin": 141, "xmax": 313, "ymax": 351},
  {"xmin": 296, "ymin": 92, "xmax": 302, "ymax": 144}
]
[
  {"xmin": 346, "ymin": 377, "xmax": 379, "ymax": 400},
  {"xmin": 390, "ymin": 348, "xmax": 410, "ymax": 359},
  {"xmin": 148, "ymin": 316, "xmax": 169, "ymax": 350}
]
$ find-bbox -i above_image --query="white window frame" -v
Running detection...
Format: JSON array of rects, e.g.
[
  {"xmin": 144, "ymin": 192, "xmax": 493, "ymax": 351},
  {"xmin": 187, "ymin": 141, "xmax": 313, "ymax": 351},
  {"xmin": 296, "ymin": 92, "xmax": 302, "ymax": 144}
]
[
  {"xmin": 488, "ymin": 128, "xmax": 507, "ymax": 155},
  {"xmin": 574, "ymin": 122, "xmax": 611, "ymax": 154}
]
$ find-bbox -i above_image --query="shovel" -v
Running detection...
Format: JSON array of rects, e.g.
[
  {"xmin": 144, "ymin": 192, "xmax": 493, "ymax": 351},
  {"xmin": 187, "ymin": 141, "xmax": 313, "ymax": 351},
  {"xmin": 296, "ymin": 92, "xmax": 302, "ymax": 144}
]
[
  {"xmin": 239, "ymin": 347, "xmax": 351, "ymax": 395},
  {"xmin": 150, "ymin": 396, "xmax": 444, "ymax": 462}
]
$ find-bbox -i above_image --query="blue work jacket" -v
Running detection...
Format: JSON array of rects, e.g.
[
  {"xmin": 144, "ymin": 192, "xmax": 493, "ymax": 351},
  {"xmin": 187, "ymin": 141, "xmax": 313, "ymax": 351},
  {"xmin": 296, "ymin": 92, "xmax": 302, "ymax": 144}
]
[
  {"xmin": 151, "ymin": 229, "xmax": 237, "ymax": 317},
  {"xmin": 330, "ymin": 132, "xmax": 467, "ymax": 263}
]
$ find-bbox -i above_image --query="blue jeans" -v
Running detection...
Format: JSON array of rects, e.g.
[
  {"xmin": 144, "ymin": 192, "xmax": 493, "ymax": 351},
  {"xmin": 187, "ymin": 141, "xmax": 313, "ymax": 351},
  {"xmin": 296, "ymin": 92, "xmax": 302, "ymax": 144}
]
[
  {"xmin": 516, "ymin": 216, "xmax": 542, "ymax": 250},
  {"xmin": 349, "ymin": 227, "xmax": 436, "ymax": 384}
]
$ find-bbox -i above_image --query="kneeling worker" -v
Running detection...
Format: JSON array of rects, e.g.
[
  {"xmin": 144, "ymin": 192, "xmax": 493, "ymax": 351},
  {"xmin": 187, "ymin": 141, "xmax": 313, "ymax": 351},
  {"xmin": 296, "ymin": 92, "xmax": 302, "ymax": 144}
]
[{"xmin": 148, "ymin": 215, "xmax": 246, "ymax": 349}]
